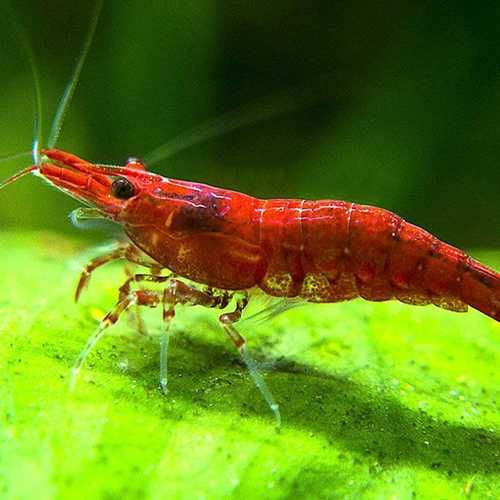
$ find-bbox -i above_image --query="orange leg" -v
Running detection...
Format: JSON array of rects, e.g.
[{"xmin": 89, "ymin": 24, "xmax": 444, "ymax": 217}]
[
  {"xmin": 74, "ymin": 242, "xmax": 159, "ymax": 302},
  {"xmin": 119, "ymin": 272, "xmax": 172, "ymax": 336}
]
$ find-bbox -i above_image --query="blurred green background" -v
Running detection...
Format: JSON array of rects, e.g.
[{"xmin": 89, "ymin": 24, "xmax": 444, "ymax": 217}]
[{"xmin": 0, "ymin": 0, "xmax": 499, "ymax": 248}]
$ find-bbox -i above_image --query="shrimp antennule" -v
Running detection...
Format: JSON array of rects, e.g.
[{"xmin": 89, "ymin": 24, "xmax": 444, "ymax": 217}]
[{"xmin": 0, "ymin": 166, "xmax": 37, "ymax": 190}]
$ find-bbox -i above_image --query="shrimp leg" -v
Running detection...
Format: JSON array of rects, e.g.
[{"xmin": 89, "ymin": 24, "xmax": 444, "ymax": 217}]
[
  {"xmin": 159, "ymin": 280, "xmax": 280, "ymax": 426},
  {"xmin": 118, "ymin": 273, "xmax": 173, "ymax": 389},
  {"xmin": 159, "ymin": 279, "xmax": 231, "ymax": 394},
  {"xmin": 101, "ymin": 275, "xmax": 232, "ymax": 395},
  {"xmin": 219, "ymin": 295, "xmax": 281, "ymax": 429},
  {"xmin": 75, "ymin": 242, "xmax": 159, "ymax": 302},
  {"xmin": 123, "ymin": 264, "xmax": 149, "ymax": 336},
  {"xmin": 70, "ymin": 274, "xmax": 171, "ymax": 390},
  {"xmin": 119, "ymin": 272, "xmax": 172, "ymax": 336},
  {"xmin": 69, "ymin": 287, "xmax": 163, "ymax": 390}
]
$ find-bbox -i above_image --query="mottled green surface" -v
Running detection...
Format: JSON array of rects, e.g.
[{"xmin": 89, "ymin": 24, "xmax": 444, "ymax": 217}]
[{"xmin": 0, "ymin": 231, "xmax": 498, "ymax": 499}]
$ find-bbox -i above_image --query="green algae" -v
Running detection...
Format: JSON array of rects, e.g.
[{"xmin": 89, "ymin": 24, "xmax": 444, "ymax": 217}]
[{"xmin": 0, "ymin": 231, "xmax": 498, "ymax": 499}]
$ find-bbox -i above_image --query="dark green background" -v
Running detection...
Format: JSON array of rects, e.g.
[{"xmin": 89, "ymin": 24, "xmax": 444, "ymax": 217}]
[{"xmin": 1, "ymin": 1, "xmax": 499, "ymax": 248}]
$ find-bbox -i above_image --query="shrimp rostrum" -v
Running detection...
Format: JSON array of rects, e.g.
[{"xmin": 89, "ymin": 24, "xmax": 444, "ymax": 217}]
[{"xmin": 1, "ymin": 147, "xmax": 499, "ymax": 426}]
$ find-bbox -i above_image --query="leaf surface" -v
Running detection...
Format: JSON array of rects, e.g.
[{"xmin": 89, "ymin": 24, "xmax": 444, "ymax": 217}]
[{"xmin": 0, "ymin": 231, "xmax": 498, "ymax": 499}]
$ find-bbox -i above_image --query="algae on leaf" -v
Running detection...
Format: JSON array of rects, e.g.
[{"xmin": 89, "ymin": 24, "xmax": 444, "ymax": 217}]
[{"xmin": 0, "ymin": 231, "xmax": 498, "ymax": 499}]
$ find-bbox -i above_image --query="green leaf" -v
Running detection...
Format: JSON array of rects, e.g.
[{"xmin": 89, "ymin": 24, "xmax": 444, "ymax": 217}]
[{"xmin": 0, "ymin": 231, "xmax": 498, "ymax": 499}]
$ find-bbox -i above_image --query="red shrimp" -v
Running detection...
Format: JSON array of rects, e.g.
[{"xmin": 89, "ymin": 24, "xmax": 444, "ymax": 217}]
[
  {"xmin": 1, "ymin": 148, "xmax": 498, "ymax": 426},
  {"xmin": 1, "ymin": 1, "xmax": 498, "ymax": 427},
  {"xmin": 34, "ymin": 149, "xmax": 499, "ymax": 320}
]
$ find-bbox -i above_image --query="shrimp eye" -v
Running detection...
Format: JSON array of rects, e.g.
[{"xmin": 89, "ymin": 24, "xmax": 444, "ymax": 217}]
[{"xmin": 111, "ymin": 177, "xmax": 135, "ymax": 199}]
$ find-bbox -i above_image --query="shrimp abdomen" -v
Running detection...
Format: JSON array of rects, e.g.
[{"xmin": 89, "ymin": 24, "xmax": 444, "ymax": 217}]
[{"xmin": 257, "ymin": 200, "xmax": 499, "ymax": 321}]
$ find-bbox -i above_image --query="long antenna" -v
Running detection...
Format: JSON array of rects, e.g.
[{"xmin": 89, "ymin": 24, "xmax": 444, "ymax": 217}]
[
  {"xmin": 7, "ymin": 2, "xmax": 43, "ymax": 165},
  {"xmin": 0, "ymin": 166, "xmax": 37, "ymax": 191},
  {"xmin": 24, "ymin": 36, "xmax": 43, "ymax": 166},
  {"xmin": 142, "ymin": 75, "xmax": 336, "ymax": 167},
  {"xmin": 143, "ymin": 88, "xmax": 317, "ymax": 166},
  {"xmin": 0, "ymin": 151, "xmax": 32, "ymax": 163},
  {"xmin": 47, "ymin": 0, "xmax": 103, "ymax": 148}
]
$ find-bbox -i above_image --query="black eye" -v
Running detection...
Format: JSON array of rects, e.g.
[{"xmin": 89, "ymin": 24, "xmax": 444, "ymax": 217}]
[{"xmin": 111, "ymin": 177, "xmax": 135, "ymax": 199}]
